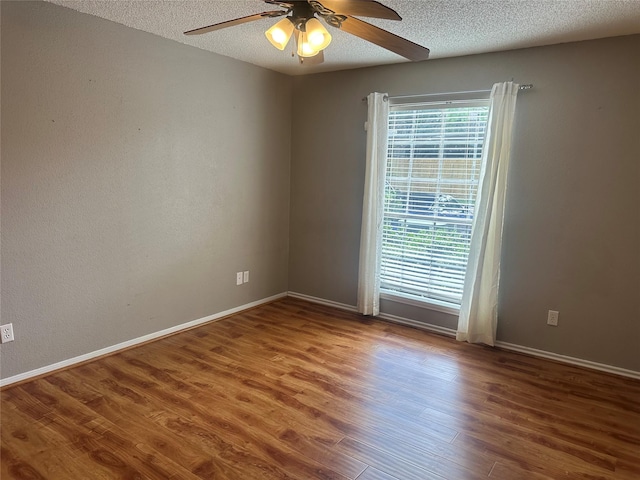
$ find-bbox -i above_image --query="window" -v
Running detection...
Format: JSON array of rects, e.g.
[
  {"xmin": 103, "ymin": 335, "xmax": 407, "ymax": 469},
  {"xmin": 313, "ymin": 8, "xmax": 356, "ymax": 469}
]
[{"xmin": 380, "ymin": 99, "xmax": 490, "ymax": 309}]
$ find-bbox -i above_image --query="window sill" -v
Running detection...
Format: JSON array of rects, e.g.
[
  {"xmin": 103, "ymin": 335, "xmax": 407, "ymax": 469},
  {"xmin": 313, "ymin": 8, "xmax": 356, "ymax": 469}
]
[{"xmin": 380, "ymin": 291, "xmax": 460, "ymax": 316}]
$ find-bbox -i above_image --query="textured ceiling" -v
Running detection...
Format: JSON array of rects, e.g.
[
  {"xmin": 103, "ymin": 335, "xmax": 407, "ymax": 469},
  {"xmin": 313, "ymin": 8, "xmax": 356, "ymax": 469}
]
[{"xmin": 47, "ymin": 0, "xmax": 640, "ymax": 76}]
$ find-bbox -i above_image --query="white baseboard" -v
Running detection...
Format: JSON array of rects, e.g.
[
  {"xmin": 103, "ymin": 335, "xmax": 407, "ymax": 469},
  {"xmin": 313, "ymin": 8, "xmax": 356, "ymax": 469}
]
[
  {"xmin": 287, "ymin": 291, "xmax": 457, "ymax": 337},
  {"xmin": 4, "ymin": 291, "xmax": 637, "ymax": 386},
  {"xmin": 0, "ymin": 292, "xmax": 287, "ymax": 388},
  {"xmin": 286, "ymin": 291, "xmax": 358, "ymax": 312},
  {"xmin": 287, "ymin": 291, "xmax": 640, "ymax": 380},
  {"xmin": 494, "ymin": 341, "xmax": 640, "ymax": 380}
]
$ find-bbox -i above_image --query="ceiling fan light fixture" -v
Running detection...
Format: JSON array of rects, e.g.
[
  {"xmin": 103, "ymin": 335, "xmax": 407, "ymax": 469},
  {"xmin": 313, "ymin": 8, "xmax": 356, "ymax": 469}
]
[
  {"xmin": 304, "ymin": 18, "xmax": 332, "ymax": 51},
  {"xmin": 265, "ymin": 17, "xmax": 294, "ymax": 50},
  {"xmin": 185, "ymin": 0, "xmax": 430, "ymax": 65}
]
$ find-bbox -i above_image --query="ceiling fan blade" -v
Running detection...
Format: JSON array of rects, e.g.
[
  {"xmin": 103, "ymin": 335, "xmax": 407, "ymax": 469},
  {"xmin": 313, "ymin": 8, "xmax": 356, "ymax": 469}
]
[
  {"xmin": 338, "ymin": 16, "xmax": 430, "ymax": 61},
  {"xmin": 299, "ymin": 50, "xmax": 325, "ymax": 65},
  {"xmin": 184, "ymin": 11, "xmax": 286, "ymax": 35},
  {"xmin": 311, "ymin": 0, "xmax": 401, "ymax": 20}
]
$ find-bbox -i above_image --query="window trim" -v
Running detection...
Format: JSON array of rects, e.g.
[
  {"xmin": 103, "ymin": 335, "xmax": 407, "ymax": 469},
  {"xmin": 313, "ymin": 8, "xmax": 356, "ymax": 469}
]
[{"xmin": 380, "ymin": 290, "xmax": 460, "ymax": 315}]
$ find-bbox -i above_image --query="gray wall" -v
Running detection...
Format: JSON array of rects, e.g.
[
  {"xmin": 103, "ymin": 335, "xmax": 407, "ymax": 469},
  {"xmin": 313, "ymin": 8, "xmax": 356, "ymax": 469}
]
[
  {"xmin": 289, "ymin": 36, "xmax": 640, "ymax": 371},
  {"xmin": 2, "ymin": 1, "xmax": 638, "ymax": 379},
  {"xmin": 1, "ymin": 1, "xmax": 292, "ymax": 379}
]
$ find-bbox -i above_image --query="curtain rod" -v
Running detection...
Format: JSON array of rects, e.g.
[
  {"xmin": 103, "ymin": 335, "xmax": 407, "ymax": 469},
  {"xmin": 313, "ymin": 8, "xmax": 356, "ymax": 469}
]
[{"xmin": 362, "ymin": 84, "xmax": 533, "ymax": 102}]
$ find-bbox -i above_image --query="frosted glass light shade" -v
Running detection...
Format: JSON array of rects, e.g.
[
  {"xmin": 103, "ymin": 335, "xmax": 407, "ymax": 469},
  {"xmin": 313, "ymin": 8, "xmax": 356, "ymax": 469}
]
[
  {"xmin": 304, "ymin": 18, "xmax": 332, "ymax": 51},
  {"xmin": 265, "ymin": 18, "xmax": 294, "ymax": 50},
  {"xmin": 296, "ymin": 31, "xmax": 320, "ymax": 57}
]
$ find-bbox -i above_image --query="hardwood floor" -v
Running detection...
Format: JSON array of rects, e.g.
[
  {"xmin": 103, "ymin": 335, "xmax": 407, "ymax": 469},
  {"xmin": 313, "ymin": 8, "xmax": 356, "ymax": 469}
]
[{"xmin": 2, "ymin": 297, "xmax": 639, "ymax": 479}]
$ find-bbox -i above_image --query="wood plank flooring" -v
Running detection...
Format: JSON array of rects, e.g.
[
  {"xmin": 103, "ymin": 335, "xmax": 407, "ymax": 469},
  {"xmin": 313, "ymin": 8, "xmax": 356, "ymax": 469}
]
[{"xmin": 2, "ymin": 297, "xmax": 639, "ymax": 479}]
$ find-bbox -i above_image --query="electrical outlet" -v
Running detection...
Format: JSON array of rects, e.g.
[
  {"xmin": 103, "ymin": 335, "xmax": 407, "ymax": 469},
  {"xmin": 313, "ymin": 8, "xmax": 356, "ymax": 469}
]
[
  {"xmin": 1, "ymin": 323, "xmax": 15, "ymax": 343},
  {"xmin": 236, "ymin": 272, "xmax": 243, "ymax": 285},
  {"xmin": 547, "ymin": 310, "xmax": 559, "ymax": 326},
  {"xmin": 243, "ymin": 271, "xmax": 249, "ymax": 283}
]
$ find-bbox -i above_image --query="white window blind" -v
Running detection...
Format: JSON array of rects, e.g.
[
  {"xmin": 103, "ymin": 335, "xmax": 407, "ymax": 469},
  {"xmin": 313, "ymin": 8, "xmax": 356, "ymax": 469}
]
[{"xmin": 381, "ymin": 100, "xmax": 490, "ymax": 308}]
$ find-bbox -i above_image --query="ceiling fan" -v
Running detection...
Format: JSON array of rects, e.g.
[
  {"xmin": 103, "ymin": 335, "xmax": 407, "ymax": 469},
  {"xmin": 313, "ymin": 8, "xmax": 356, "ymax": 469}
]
[{"xmin": 184, "ymin": 0, "xmax": 430, "ymax": 65}]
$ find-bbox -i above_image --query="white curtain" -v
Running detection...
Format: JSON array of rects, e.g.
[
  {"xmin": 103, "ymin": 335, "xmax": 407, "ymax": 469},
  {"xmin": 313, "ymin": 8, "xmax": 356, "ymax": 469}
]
[
  {"xmin": 357, "ymin": 92, "xmax": 389, "ymax": 316},
  {"xmin": 457, "ymin": 82, "xmax": 519, "ymax": 346}
]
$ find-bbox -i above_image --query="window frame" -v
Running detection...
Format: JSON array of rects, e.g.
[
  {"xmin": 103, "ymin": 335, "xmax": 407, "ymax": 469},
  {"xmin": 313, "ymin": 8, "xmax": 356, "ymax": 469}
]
[{"xmin": 379, "ymin": 95, "xmax": 491, "ymax": 313}]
